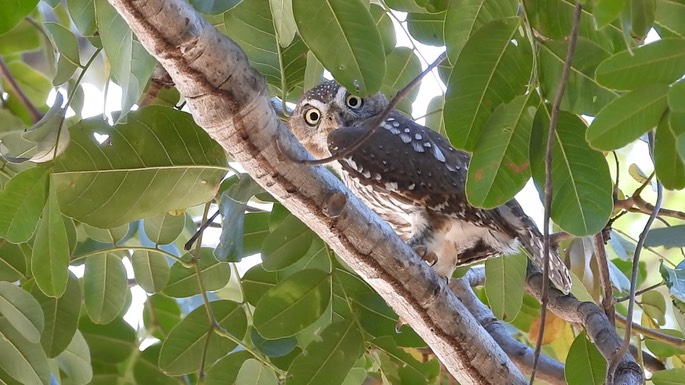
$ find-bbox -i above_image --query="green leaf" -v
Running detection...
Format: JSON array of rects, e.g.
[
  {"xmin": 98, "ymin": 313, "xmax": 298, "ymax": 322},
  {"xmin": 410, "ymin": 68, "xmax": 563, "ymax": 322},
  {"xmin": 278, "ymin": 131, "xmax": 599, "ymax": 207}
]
[
  {"xmin": 79, "ymin": 316, "xmax": 135, "ymax": 363},
  {"xmin": 293, "ymin": 0, "xmax": 385, "ymax": 95},
  {"xmin": 381, "ymin": 47, "xmax": 422, "ymax": 113},
  {"xmin": 372, "ymin": 337, "xmax": 439, "ymax": 384},
  {"xmin": 82, "ymin": 223, "xmax": 130, "ymax": 244},
  {"xmin": 652, "ymin": 368, "xmax": 685, "ymax": 384},
  {"xmin": 31, "ymin": 272, "xmax": 80, "ymax": 357},
  {"xmin": 425, "ymin": 95, "xmax": 445, "ymax": 135},
  {"xmin": 216, "ymin": 175, "xmax": 263, "ymax": 261},
  {"xmin": 270, "ymin": 0, "xmax": 297, "ymax": 47},
  {"xmin": 131, "ymin": 250, "xmax": 170, "ymax": 293},
  {"xmin": 645, "ymin": 329, "xmax": 685, "ymax": 356},
  {"xmin": 0, "ymin": 0, "xmax": 38, "ymax": 34},
  {"xmin": 630, "ymin": 0, "xmax": 656, "ymax": 39},
  {"xmin": 32, "ymin": 183, "xmax": 71, "ymax": 298},
  {"xmin": 647, "ymin": 225, "xmax": 685, "ymax": 248},
  {"xmin": 236, "ymin": 359, "xmax": 279, "ymax": 385},
  {"xmin": 596, "ymin": 38, "xmax": 685, "ymax": 90},
  {"xmin": 642, "ymin": 290, "xmax": 667, "ymax": 325},
  {"xmin": 243, "ymin": 211, "xmax": 272, "ymax": 258},
  {"xmin": 68, "ymin": 0, "xmax": 97, "ymax": 36},
  {"xmin": 669, "ymin": 80, "xmax": 685, "ymax": 113},
  {"xmin": 655, "ymin": 0, "xmax": 685, "ymax": 37},
  {"xmin": 0, "ymin": 316, "xmax": 50, "ymax": 385},
  {"xmin": 370, "ymin": 4, "xmax": 396, "ymax": 54},
  {"xmin": 0, "ymin": 282, "xmax": 43, "ymax": 343},
  {"xmin": 655, "ymin": 111, "xmax": 685, "ymax": 189},
  {"xmin": 95, "ymin": 0, "xmax": 155, "ymax": 117},
  {"xmin": 53, "ymin": 107, "xmax": 227, "ymax": 228},
  {"xmin": 262, "ymin": 215, "xmax": 314, "ymax": 271},
  {"xmin": 485, "ymin": 252, "xmax": 527, "ymax": 321},
  {"xmin": 385, "ymin": 0, "xmax": 427, "ymax": 12},
  {"xmin": 466, "ymin": 94, "xmax": 536, "ymax": 208},
  {"xmin": 524, "ymin": 0, "xmax": 626, "ymax": 53},
  {"xmin": 142, "ymin": 294, "xmax": 181, "ymax": 340},
  {"xmin": 242, "ymin": 264, "xmax": 279, "ymax": 306},
  {"xmin": 133, "ymin": 344, "xmax": 182, "ymax": 385},
  {"xmin": 0, "ymin": 167, "xmax": 49, "ymax": 243},
  {"xmin": 565, "ymin": 332, "xmax": 606, "ymax": 385},
  {"xmin": 159, "ymin": 300, "xmax": 247, "ymax": 375},
  {"xmin": 538, "ymin": 38, "xmax": 618, "ymax": 116},
  {"xmin": 444, "ymin": 17, "xmax": 532, "ymax": 151},
  {"xmin": 286, "ymin": 320, "xmax": 363, "ymax": 385},
  {"xmin": 163, "ymin": 248, "xmax": 230, "ymax": 298},
  {"xmin": 587, "ymin": 84, "xmax": 669, "ymax": 150},
  {"xmin": 0, "ymin": 239, "xmax": 27, "ymax": 281},
  {"xmin": 205, "ymin": 351, "xmax": 253, "ymax": 385},
  {"xmin": 143, "ymin": 212, "xmax": 185, "ymax": 245},
  {"xmin": 84, "ymin": 253, "xmax": 128, "ymax": 324},
  {"xmin": 44, "ymin": 22, "xmax": 81, "ymax": 67},
  {"xmin": 593, "ymin": 0, "xmax": 627, "ymax": 29},
  {"xmin": 224, "ymin": 0, "xmax": 308, "ymax": 97},
  {"xmin": 531, "ymin": 111, "xmax": 613, "ymax": 236},
  {"xmin": 303, "ymin": 51, "xmax": 325, "ymax": 91},
  {"xmin": 444, "ymin": 0, "xmax": 518, "ymax": 63},
  {"xmin": 253, "ymin": 269, "xmax": 331, "ymax": 338},
  {"xmin": 0, "ymin": 20, "xmax": 40, "ymax": 55},
  {"xmin": 54, "ymin": 331, "xmax": 92, "ymax": 385},
  {"xmin": 406, "ymin": 11, "xmax": 446, "ymax": 46},
  {"xmin": 251, "ymin": 328, "xmax": 297, "ymax": 357}
]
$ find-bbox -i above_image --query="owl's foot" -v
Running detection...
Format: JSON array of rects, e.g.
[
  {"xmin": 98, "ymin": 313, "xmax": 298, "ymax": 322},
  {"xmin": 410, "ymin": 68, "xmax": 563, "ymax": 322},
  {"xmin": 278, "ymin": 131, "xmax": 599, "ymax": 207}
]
[
  {"xmin": 413, "ymin": 245, "xmax": 438, "ymax": 266},
  {"xmin": 395, "ymin": 317, "xmax": 406, "ymax": 333}
]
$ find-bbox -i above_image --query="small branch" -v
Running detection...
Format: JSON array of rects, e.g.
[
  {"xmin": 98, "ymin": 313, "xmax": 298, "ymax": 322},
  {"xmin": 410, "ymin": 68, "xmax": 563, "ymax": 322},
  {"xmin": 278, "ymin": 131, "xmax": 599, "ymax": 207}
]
[
  {"xmin": 525, "ymin": 267, "xmax": 643, "ymax": 384},
  {"xmin": 0, "ymin": 56, "xmax": 42, "ymax": 123},
  {"xmin": 453, "ymin": 269, "xmax": 566, "ymax": 385},
  {"xmin": 615, "ymin": 313, "xmax": 685, "ymax": 348},
  {"xmin": 615, "ymin": 195, "xmax": 685, "ymax": 221},
  {"xmin": 594, "ymin": 233, "xmax": 615, "ymax": 324},
  {"xmin": 533, "ymin": 3, "xmax": 582, "ymax": 383},
  {"xmin": 614, "ymin": 282, "xmax": 665, "ymax": 303},
  {"xmin": 608, "ymin": 132, "xmax": 663, "ymax": 383}
]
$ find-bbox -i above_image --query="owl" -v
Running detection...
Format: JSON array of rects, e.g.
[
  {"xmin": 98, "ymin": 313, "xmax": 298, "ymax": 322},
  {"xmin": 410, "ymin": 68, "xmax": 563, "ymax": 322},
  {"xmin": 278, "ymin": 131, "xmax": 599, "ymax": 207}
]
[{"xmin": 288, "ymin": 80, "xmax": 572, "ymax": 293}]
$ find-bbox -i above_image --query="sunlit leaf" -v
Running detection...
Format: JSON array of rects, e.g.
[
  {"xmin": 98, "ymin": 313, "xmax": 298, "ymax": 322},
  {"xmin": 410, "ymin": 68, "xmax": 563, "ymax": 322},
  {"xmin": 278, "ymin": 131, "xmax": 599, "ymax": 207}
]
[
  {"xmin": 31, "ymin": 272, "xmax": 80, "ymax": 357},
  {"xmin": 485, "ymin": 253, "xmax": 527, "ymax": 321},
  {"xmin": 586, "ymin": 84, "xmax": 669, "ymax": 150},
  {"xmin": 79, "ymin": 316, "xmax": 135, "ymax": 363},
  {"xmin": 0, "ymin": 282, "xmax": 44, "ymax": 343},
  {"xmin": 53, "ymin": 107, "xmax": 227, "ymax": 228},
  {"xmin": 54, "ymin": 331, "xmax": 92, "ymax": 385},
  {"xmin": 0, "ymin": 0, "xmax": 38, "ymax": 34},
  {"xmin": 0, "ymin": 167, "xmax": 49, "ymax": 243},
  {"xmin": 84, "ymin": 253, "xmax": 128, "ymax": 324},
  {"xmin": 159, "ymin": 300, "xmax": 247, "ymax": 375},
  {"xmin": 0, "ymin": 316, "xmax": 50, "ymax": 385},
  {"xmin": 565, "ymin": 332, "xmax": 606, "ymax": 385},
  {"xmin": 132, "ymin": 250, "xmax": 170, "ymax": 293},
  {"xmin": 293, "ymin": 0, "xmax": 385, "ymax": 95},
  {"xmin": 163, "ymin": 248, "xmax": 230, "ymax": 298},
  {"xmin": 444, "ymin": 17, "xmax": 532, "ymax": 150}
]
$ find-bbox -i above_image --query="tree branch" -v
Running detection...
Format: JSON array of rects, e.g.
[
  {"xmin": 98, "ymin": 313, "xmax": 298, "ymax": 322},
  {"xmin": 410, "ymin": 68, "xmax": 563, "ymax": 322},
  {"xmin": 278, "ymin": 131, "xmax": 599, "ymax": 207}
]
[
  {"xmin": 106, "ymin": 0, "xmax": 526, "ymax": 383},
  {"xmin": 525, "ymin": 268, "xmax": 643, "ymax": 384},
  {"xmin": 453, "ymin": 268, "xmax": 565, "ymax": 385}
]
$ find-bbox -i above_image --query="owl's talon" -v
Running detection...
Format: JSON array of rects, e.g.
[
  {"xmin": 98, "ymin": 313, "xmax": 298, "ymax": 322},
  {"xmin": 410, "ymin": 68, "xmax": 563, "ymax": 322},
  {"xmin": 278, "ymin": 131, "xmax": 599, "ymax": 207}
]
[
  {"xmin": 413, "ymin": 245, "xmax": 438, "ymax": 266},
  {"xmin": 395, "ymin": 317, "xmax": 406, "ymax": 333}
]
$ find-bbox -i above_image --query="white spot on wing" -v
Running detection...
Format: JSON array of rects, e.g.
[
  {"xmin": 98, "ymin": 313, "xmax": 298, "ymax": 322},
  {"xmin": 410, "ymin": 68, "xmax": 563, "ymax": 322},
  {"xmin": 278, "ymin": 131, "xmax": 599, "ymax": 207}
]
[
  {"xmin": 399, "ymin": 133, "xmax": 412, "ymax": 143},
  {"xmin": 412, "ymin": 141, "xmax": 425, "ymax": 152},
  {"xmin": 433, "ymin": 146, "xmax": 446, "ymax": 162}
]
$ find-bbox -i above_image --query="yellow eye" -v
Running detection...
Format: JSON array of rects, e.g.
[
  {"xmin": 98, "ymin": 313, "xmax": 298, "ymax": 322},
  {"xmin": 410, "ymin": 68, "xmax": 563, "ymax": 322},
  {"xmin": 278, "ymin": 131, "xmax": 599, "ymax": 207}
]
[
  {"xmin": 345, "ymin": 94, "xmax": 363, "ymax": 109},
  {"xmin": 304, "ymin": 108, "xmax": 321, "ymax": 126}
]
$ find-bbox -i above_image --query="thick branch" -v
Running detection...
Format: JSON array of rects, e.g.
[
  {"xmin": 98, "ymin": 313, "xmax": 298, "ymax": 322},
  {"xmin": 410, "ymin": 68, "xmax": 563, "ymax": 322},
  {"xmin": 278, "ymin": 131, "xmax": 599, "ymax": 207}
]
[{"xmin": 107, "ymin": 0, "xmax": 526, "ymax": 383}]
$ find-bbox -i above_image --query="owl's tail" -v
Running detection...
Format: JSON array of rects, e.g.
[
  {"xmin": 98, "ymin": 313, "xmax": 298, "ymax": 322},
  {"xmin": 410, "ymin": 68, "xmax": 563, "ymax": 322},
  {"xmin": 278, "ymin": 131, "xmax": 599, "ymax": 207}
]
[{"xmin": 518, "ymin": 226, "xmax": 572, "ymax": 294}]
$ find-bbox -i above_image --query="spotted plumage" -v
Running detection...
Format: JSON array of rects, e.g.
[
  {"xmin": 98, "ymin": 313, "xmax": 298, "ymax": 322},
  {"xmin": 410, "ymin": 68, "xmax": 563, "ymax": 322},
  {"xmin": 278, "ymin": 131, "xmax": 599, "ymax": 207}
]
[{"xmin": 288, "ymin": 80, "xmax": 572, "ymax": 293}]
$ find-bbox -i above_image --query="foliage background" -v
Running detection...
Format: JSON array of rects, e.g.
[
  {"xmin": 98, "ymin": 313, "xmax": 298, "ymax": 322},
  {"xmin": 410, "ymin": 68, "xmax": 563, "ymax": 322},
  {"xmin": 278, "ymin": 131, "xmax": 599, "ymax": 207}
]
[{"xmin": 1, "ymin": 0, "xmax": 685, "ymax": 384}]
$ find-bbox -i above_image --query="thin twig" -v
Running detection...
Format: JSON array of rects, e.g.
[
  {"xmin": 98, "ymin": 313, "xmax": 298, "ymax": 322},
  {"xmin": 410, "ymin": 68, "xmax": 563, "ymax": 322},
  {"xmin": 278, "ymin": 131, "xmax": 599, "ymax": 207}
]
[
  {"xmin": 594, "ymin": 233, "xmax": 615, "ymax": 324},
  {"xmin": 614, "ymin": 312, "xmax": 685, "ymax": 348},
  {"xmin": 530, "ymin": 3, "xmax": 582, "ymax": 384},
  {"xmin": 0, "ymin": 56, "xmax": 42, "ymax": 123},
  {"xmin": 608, "ymin": 132, "xmax": 663, "ymax": 383},
  {"xmin": 280, "ymin": 52, "xmax": 447, "ymax": 165},
  {"xmin": 614, "ymin": 281, "xmax": 665, "ymax": 303}
]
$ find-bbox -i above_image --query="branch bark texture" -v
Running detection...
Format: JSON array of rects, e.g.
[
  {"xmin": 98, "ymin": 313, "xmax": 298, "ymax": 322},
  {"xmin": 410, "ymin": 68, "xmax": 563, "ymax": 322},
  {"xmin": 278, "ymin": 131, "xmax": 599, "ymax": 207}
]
[{"xmin": 107, "ymin": 0, "xmax": 526, "ymax": 383}]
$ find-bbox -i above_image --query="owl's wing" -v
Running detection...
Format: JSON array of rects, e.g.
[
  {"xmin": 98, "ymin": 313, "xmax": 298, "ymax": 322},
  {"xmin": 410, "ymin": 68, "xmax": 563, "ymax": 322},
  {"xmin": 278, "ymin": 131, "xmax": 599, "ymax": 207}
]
[
  {"xmin": 327, "ymin": 112, "xmax": 572, "ymax": 292},
  {"xmin": 327, "ymin": 111, "xmax": 479, "ymax": 223}
]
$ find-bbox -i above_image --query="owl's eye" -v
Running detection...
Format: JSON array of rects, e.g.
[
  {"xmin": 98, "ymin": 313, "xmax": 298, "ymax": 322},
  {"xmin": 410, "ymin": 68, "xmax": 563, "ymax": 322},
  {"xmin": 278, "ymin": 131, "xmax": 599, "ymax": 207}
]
[
  {"xmin": 345, "ymin": 94, "xmax": 363, "ymax": 110},
  {"xmin": 304, "ymin": 108, "xmax": 321, "ymax": 126}
]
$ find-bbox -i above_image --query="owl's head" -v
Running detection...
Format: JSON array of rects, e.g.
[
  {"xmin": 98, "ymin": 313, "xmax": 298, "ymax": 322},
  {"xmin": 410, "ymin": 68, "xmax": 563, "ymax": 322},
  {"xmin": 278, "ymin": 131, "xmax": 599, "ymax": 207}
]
[{"xmin": 289, "ymin": 80, "xmax": 389, "ymax": 158}]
